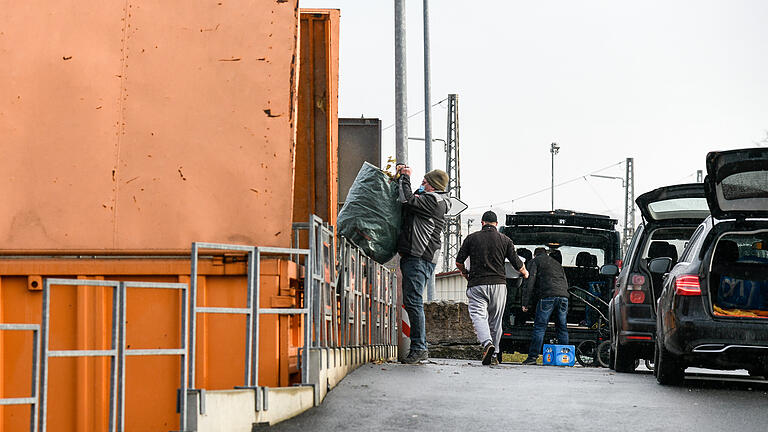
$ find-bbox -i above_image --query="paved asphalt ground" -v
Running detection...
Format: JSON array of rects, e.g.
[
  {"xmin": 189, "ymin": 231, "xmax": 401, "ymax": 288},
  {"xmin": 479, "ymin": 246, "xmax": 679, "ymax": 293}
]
[{"xmin": 269, "ymin": 358, "xmax": 768, "ymax": 432}]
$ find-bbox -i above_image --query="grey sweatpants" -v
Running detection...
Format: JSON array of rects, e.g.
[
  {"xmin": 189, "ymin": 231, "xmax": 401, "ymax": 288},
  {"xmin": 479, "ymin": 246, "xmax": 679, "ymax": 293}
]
[{"xmin": 466, "ymin": 283, "xmax": 507, "ymax": 349}]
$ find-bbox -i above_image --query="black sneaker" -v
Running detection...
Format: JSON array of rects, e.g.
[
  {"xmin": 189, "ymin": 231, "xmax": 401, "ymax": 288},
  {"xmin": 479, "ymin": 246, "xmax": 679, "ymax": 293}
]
[
  {"xmin": 482, "ymin": 344, "xmax": 496, "ymax": 365},
  {"xmin": 401, "ymin": 350, "xmax": 428, "ymax": 364},
  {"xmin": 522, "ymin": 356, "xmax": 538, "ymax": 365}
]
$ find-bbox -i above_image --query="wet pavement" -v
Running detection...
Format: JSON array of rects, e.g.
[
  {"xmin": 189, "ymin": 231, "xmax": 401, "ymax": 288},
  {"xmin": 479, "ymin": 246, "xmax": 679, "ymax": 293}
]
[{"xmin": 269, "ymin": 358, "xmax": 768, "ymax": 431}]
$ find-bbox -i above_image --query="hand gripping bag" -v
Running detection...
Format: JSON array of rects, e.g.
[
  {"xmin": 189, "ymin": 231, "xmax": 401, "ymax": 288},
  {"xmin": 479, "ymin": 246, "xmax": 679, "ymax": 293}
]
[{"xmin": 337, "ymin": 162, "xmax": 401, "ymax": 264}]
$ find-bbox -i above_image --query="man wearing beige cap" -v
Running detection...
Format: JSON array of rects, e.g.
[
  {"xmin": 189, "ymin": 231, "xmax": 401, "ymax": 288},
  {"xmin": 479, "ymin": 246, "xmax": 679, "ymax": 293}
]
[{"xmin": 395, "ymin": 165, "xmax": 451, "ymax": 364}]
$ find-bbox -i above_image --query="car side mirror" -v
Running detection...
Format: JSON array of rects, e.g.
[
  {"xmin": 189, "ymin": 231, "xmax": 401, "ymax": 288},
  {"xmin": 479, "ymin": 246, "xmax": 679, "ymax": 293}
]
[
  {"xmin": 599, "ymin": 264, "xmax": 619, "ymax": 277},
  {"xmin": 649, "ymin": 257, "xmax": 673, "ymax": 275}
]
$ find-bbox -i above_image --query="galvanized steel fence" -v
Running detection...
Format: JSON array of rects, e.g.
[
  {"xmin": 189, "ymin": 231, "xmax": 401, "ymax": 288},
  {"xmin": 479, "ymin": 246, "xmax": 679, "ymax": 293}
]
[{"xmin": 2, "ymin": 215, "xmax": 397, "ymax": 431}]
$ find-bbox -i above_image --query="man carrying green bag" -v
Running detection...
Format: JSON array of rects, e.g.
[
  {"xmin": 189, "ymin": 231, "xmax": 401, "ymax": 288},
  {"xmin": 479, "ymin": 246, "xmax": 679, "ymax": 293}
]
[{"xmin": 396, "ymin": 164, "xmax": 451, "ymax": 364}]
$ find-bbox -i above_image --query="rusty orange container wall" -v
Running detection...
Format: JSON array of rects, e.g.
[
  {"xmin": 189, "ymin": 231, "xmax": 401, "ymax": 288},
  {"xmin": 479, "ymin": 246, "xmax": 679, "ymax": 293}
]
[
  {"xmin": 1, "ymin": 0, "xmax": 307, "ymax": 430},
  {"xmin": 0, "ymin": 0, "xmax": 300, "ymax": 252},
  {"xmin": 294, "ymin": 10, "xmax": 340, "ymax": 227},
  {"xmin": 0, "ymin": 256, "xmax": 302, "ymax": 431}
]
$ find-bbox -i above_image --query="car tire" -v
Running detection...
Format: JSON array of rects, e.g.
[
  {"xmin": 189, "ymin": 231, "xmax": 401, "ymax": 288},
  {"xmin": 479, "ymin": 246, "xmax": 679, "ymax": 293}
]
[
  {"xmin": 614, "ymin": 341, "xmax": 637, "ymax": 373},
  {"xmin": 655, "ymin": 337, "xmax": 684, "ymax": 385},
  {"xmin": 597, "ymin": 340, "xmax": 611, "ymax": 368},
  {"xmin": 608, "ymin": 343, "xmax": 616, "ymax": 370},
  {"xmin": 608, "ymin": 313, "xmax": 617, "ymax": 370}
]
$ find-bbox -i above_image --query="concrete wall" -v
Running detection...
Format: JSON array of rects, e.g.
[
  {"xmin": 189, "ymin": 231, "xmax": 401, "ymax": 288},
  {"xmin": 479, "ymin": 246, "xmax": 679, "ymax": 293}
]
[{"xmin": 424, "ymin": 301, "xmax": 481, "ymax": 359}]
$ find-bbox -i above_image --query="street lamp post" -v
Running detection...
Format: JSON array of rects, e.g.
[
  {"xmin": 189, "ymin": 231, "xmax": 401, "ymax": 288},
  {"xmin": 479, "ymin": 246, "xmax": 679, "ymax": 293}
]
[
  {"xmin": 550, "ymin": 142, "xmax": 560, "ymax": 211},
  {"xmin": 589, "ymin": 173, "xmax": 632, "ymax": 255}
]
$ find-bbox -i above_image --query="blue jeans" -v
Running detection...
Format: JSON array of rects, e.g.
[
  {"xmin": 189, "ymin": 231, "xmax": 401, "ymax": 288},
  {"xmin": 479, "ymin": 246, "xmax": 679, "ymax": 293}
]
[
  {"xmin": 528, "ymin": 296, "xmax": 569, "ymax": 358},
  {"xmin": 401, "ymin": 255, "xmax": 436, "ymax": 352}
]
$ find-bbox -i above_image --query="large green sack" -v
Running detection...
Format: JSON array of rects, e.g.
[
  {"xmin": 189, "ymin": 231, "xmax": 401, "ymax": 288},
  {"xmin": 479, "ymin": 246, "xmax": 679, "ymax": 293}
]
[{"xmin": 337, "ymin": 162, "xmax": 401, "ymax": 264}]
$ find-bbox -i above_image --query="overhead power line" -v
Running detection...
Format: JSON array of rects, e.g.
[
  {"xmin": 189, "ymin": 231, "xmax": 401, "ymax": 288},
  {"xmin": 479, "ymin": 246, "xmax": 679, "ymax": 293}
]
[
  {"xmin": 467, "ymin": 160, "xmax": 625, "ymax": 210},
  {"xmin": 382, "ymin": 97, "xmax": 449, "ymax": 132}
]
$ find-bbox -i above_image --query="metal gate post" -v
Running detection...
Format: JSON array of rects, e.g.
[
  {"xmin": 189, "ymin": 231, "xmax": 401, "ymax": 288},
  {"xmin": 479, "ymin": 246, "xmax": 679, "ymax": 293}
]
[
  {"xmin": 252, "ymin": 247, "xmax": 311, "ymax": 386},
  {"xmin": 189, "ymin": 242, "xmax": 257, "ymax": 390},
  {"xmin": 0, "ymin": 324, "xmax": 41, "ymax": 432},
  {"xmin": 39, "ymin": 278, "xmax": 120, "ymax": 432},
  {"xmin": 117, "ymin": 281, "xmax": 189, "ymax": 432}
]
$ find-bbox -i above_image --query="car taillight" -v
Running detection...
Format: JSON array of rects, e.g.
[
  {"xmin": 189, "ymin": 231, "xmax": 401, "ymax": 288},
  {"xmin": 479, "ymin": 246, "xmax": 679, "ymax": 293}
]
[
  {"xmin": 615, "ymin": 259, "xmax": 623, "ymax": 270},
  {"xmin": 674, "ymin": 275, "xmax": 701, "ymax": 296},
  {"xmin": 626, "ymin": 273, "xmax": 648, "ymax": 303}
]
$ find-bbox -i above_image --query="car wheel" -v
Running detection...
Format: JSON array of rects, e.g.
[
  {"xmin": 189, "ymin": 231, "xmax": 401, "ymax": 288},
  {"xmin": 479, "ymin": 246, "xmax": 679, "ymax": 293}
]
[
  {"xmin": 655, "ymin": 337, "xmax": 684, "ymax": 385},
  {"xmin": 614, "ymin": 340, "xmax": 637, "ymax": 373},
  {"xmin": 597, "ymin": 340, "xmax": 611, "ymax": 368},
  {"xmin": 608, "ymin": 314, "xmax": 617, "ymax": 370},
  {"xmin": 609, "ymin": 342, "xmax": 616, "ymax": 370}
]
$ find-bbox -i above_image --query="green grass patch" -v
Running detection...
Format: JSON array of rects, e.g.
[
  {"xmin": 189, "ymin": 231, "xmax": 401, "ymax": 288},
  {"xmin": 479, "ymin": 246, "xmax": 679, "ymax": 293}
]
[{"xmin": 501, "ymin": 352, "xmax": 542, "ymax": 365}]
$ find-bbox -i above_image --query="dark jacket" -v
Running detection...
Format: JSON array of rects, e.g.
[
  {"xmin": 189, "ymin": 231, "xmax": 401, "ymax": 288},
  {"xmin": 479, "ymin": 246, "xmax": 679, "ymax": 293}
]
[
  {"xmin": 396, "ymin": 173, "xmax": 451, "ymax": 263},
  {"xmin": 455, "ymin": 225, "xmax": 524, "ymax": 288},
  {"xmin": 521, "ymin": 253, "xmax": 569, "ymax": 307}
]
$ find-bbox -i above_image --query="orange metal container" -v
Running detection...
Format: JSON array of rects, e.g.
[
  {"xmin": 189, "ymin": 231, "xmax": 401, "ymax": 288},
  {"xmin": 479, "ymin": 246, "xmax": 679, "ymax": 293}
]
[
  {"xmin": 0, "ymin": 256, "xmax": 301, "ymax": 432},
  {"xmin": 0, "ymin": 0, "xmax": 300, "ymax": 252},
  {"xmin": 293, "ymin": 10, "xmax": 340, "ymax": 227},
  {"xmin": 1, "ymin": 2, "xmax": 343, "ymax": 430}
]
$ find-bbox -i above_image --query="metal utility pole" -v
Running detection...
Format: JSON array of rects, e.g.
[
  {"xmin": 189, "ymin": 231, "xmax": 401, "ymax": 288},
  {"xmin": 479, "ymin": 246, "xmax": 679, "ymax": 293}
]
[
  {"xmin": 550, "ymin": 142, "xmax": 560, "ymax": 211},
  {"xmin": 395, "ymin": 0, "xmax": 408, "ymax": 165},
  {"xmin": 623, "ymin": 157, "xmax": 635, "ymax": 255},
  {"xmin": 443, "ymin": 94, "xmax": 462, "ymax": 273},
  {"xmin": 422, "ymin": 0, "xmax": 433, "ymax": 171},
  {"xmin": 696, "ymin": 170, "xmax": 703, "ymax": 183}
]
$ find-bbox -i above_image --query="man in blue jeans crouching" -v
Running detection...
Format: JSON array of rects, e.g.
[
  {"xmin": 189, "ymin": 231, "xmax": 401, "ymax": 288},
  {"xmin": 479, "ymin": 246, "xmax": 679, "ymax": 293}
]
[{"xmin": 521, "ymin": 248, "xmax": 570, "ymax": 365}]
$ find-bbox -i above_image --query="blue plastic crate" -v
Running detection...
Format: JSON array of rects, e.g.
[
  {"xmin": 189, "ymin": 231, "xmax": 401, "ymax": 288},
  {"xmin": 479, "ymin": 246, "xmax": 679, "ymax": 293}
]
[{"xmin": 542, "ymin": 344, "xmax": 575, "ymax": 367}]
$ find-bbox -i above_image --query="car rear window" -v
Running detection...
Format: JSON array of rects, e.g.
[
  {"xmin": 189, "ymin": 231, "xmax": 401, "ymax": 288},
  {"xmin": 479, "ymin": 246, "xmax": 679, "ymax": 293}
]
[
  {"xmin": 646, "ymin": 197, "xmax": 709, "ymax": 220},
  {"xmin": 722, "ymin": 171, "xmax": 768, "ymax": 200},
  {"xmin": 641, "ymin": 227, "xmax": 696, "ymax": 262},
  {"xmin": 514, "ymin": 245, "xmax": 605, "ymax": 267}
]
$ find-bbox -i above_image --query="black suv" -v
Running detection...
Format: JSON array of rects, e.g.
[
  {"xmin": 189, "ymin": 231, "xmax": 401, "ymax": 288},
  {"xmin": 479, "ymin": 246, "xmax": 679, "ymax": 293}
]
[
  {"xmin": 499, "ymin": 210, "xmax": 621, "ymax": 354},
  {"xmin": 651, "ymin": 148, "xmax": 768, "ymax": 385},
  {"xmin": 605, "ymin": 184, "xmax": 709, "ymax": 372}
]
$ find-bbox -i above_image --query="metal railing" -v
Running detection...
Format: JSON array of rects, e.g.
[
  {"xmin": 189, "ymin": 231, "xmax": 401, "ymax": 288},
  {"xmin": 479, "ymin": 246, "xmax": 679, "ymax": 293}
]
[
  {"xmin": 7, "ymin": 215, "xmax": 396, "ymax": 430},
  {"xmin": 189, "ymin": 243, "xmax": 258, "ymax": 389},
  {"xmin": 39, "ymin": 279, "xmax": 121, "ymax": 432},
  {"xmin": 117, "ymin": 281, "xmax": 188, "ymax": 431},
  {"xmin": 293, "ymin": 215, "xmax": 339, "ymax": 350},
  {"xmin": 189, "ymin": 242, "xmax": 312, "ymax": 392},
  {"xmin": 38, "ymin": 279, "xmax": 189, "ymax": 432},
  {"xmin": 0, "ymin": 323, "xmax": 41, "ymax": 432},
  {"xmin": 294, "ymin": 216, "xmax": 398, "ymax": 352}
]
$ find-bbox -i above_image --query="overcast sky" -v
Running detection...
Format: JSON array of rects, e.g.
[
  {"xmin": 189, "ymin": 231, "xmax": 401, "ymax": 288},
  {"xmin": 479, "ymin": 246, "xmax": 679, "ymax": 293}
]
[{"xmin": 301, "ymin": 0, "xmax": 768, "ymax": 232}]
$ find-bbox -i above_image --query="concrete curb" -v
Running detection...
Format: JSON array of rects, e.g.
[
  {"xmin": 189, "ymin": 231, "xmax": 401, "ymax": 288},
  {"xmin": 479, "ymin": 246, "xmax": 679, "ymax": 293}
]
[{"xmin": 190, "ymin": 345, "xmax": 398, "ymax": 430}]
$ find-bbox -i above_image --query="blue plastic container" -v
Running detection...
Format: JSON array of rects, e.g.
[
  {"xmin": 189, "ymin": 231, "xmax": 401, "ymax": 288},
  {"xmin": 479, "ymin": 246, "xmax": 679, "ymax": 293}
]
[{"xmin": 542, "ymin": 344, "xmax": 575, "ymax": 367}]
